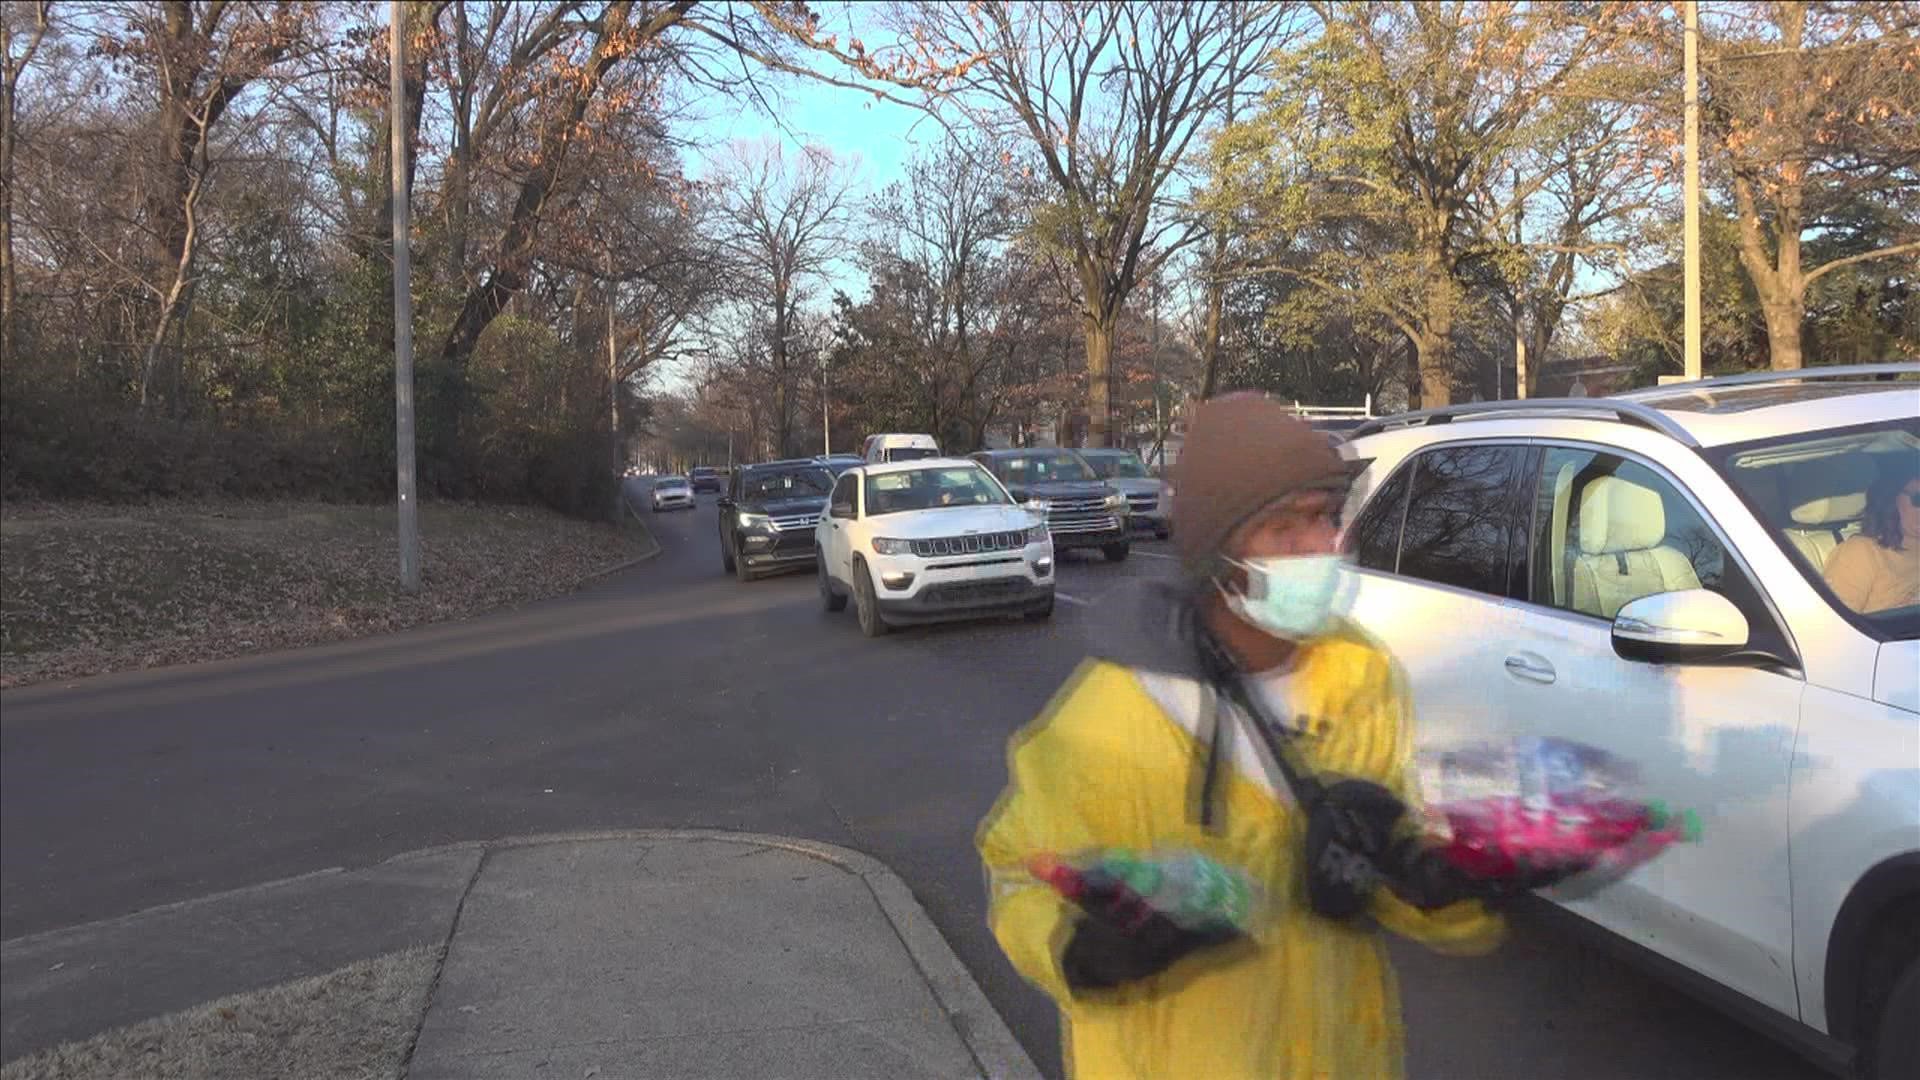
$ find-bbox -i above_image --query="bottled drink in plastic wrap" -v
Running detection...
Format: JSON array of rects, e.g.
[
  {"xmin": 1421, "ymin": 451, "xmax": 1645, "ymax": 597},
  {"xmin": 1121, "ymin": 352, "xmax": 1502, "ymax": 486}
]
[
  {"xmin": 1029, "ymin": 849, "xmax": 1259, "ymax": 934},
  {"xmin": 1415, "ymin": 736, "xmax": 1701, "ymax": 896}
]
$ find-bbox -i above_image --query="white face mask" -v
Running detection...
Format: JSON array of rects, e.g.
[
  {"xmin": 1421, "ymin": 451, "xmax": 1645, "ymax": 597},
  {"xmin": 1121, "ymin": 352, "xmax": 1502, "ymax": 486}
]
[{"xmin": 1218, "ymin": 554, "xmax": 1350, "ymax": 640}]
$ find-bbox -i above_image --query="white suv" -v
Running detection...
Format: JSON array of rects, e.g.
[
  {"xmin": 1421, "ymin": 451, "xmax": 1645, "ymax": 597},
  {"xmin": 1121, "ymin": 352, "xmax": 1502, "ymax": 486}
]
[
  {"xmin": 1338, "ymin": 364, "xmax": 1918, "ymax": 1079},
  {"xmin": 816, "ymin": 458, "xmax": 1055, "ymax": 637}
]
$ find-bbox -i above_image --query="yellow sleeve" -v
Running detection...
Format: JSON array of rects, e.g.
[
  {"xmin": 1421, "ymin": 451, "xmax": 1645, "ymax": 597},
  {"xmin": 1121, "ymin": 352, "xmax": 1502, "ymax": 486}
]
[
  {"xmin": 974, "ymin": 659, "xmax": 1170, "ymax": 1003},
  {"xmin": 1823, "ymin": 537, "xmax": 1875, "ymax": 612}
]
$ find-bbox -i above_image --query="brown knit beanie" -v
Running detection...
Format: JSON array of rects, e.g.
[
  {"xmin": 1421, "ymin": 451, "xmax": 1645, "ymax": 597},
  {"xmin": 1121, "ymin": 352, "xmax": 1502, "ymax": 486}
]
[{"xmin": 1172, "ymin": 394, "xmax": 1352, "ymax": 579}]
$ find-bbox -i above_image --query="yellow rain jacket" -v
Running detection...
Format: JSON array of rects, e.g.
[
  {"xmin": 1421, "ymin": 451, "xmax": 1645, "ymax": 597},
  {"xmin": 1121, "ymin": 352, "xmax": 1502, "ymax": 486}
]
[{"xmin": 977, "ymin": 619, "xmax": 1503, "ymax": 1080}]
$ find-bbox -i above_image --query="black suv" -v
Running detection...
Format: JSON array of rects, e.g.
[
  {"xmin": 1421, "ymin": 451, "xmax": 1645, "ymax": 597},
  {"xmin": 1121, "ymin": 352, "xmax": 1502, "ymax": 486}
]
[
  {"xmin": 972, "ymin": 449, "xmax": 1130, "ymax": 562},
  {"xmin": 718, "ymin": 460, "xmax": 834, "ymax": 581},
  {"xmin": 689, "ymin": 466, "xmax": 723, "ymax": 494}
]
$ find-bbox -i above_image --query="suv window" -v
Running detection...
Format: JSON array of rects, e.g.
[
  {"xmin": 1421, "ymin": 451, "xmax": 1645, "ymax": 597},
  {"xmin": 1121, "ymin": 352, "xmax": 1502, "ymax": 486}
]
[
  {"xmin": 1346, "ymin": 462, "xmax": 1412, "ymax": 573},
  {"xmin": 1397, "ymin": 446, "xmax": 1526, "ymax": 597},
  {"xmin": 830, "ymin": 474, "xmax": 857, "ymax": 517},
  {"xmin": 1530, "ymin": 447, "xmax": 1733, "ymax": 620}
]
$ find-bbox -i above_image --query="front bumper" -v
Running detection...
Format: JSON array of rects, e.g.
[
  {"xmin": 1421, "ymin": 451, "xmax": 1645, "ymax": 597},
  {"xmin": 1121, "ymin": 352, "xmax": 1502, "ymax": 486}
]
[
  {"xmin": 875, "ymin": 577, "xmax": 1053, "ymax": 624},
  {"xmin": 653, "ymin": 493, "xmax": 692, "ymax": 508},
  {"xmin": 739, "ymin": 531, "xmax": 818, "ymax": 570},
  {"xmin": 867, "ymin": 543, "xmax": 1054, "ymax": 623},
  {"xmin": 1046, "ymin": 516, "xmax": 1129, "ymax": 549}
]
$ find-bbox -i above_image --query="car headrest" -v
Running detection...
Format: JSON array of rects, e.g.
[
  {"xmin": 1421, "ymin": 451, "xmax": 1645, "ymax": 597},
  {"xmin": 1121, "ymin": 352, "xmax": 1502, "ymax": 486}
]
[
  {"xmin": 1578, "ymin": 476, "xmax": 1668, "ymax": 555},
  {"xmin": 1788, "ymin": 456, "xmax": 1874, "ymax": 526}
]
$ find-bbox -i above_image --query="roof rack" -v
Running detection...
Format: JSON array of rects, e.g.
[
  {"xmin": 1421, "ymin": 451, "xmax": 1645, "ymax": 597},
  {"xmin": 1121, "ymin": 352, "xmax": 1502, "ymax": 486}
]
[
  {"xmin": 1633, "ymin": 360, "xmax": 1918, "ymax": 393},
  {"xmin": 1348, "ymin": 398, "xmax": 1701, "ymax": 447}
]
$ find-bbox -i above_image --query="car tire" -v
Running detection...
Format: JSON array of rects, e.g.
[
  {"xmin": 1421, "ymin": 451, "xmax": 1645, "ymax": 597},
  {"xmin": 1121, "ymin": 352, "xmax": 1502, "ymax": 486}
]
[
  {"xmin": 853, "ymin": 558, "xmax": 889, "ymax": 638},
  {"xmin": 1865, "ymin": 959, "xmax": 1920, "ymax": 1080},
  {"xmin": 1103, "ymin": 542, "xmax": 1131, "ymax": 563},
  {"xmin": 819, "ymin": 555, "xmax": 847, "ymax": 612},
  {"xmin": 733, "ymin": 541, "xmax": 756, "ymax": 583},
  {"xmin": 1155, "ymin": 525, "xmax": 1170, "ymax": 541},
  {"xmin": 721, "ymin": 533, "xmax": 736, "ymax": 573}
]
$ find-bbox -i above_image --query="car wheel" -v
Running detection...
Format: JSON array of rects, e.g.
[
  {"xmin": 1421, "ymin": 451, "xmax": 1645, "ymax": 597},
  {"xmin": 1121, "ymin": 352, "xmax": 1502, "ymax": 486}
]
[
  {"xmin": 1865, "ymin": 959, "xmax": 1920, "ymax": 1080},
  {"xmin": 721, "ymin": 533, "xmax": 736, "ymax": 574},
  {"xmin": 1024, "ymin": 594, "xmax": 1054, "ymax": 621},
  {"xmin": 819, "ymin": 554, "xmax": 847, "ymax": 612},
  {"xmin": 1155, "ymin": 525, "xmax": 1170, "ymax": 541},
  {"xmin": 853, "ymin": 558, "xmax": 889, "ymax": 638},
  {"xmin": 734, "ymin": 542, "xmax": 756, "ymax": 582},
  {"xmin": 1103, "ymin": 542, "xmax": 1131, "ymax": 563}
]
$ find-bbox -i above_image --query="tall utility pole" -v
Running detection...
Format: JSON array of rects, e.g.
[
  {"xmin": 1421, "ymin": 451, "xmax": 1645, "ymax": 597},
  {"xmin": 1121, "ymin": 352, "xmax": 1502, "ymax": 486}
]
[
  {"xmin": 390, "ymin": 0, "xmax": 420, "ymax": 591},
  {"xmin": 1682, "ymin": 0, "xmax": 1702, "ymax": 382},
  {"xmin": 819, "ymin": 355, "xmax": 830, "ymax": 455}
]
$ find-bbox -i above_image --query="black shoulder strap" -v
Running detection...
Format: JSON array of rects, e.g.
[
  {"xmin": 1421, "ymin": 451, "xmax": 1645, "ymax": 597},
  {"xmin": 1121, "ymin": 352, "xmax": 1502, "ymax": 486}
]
[{"xmin": 1191, "ymin": 618, "xmax": 1327, "ymax": 813}]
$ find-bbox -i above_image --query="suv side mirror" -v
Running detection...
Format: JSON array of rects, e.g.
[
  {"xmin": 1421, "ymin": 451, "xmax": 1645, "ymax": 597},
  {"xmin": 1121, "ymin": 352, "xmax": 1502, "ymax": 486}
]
[
  {"xmin": 830, "ymin": 502, "xmax": 854, "ymax": 520},
  {"xmin": 1612, "ymin": 589, "xmax": 1750, "ymax": 664},
  {"xmin": 716, "ymin": 495, "xmax": 735, "ymax": 510}
]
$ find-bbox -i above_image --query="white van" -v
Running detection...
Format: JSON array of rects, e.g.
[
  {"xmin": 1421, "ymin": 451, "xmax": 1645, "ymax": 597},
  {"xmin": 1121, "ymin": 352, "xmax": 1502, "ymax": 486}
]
[{"xmin": 861, "ymin": 433, "xmax": 941, "ymax": 464}]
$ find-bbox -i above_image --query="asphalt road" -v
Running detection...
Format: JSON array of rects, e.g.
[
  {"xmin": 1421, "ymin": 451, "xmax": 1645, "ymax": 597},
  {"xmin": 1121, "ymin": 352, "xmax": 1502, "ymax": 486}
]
[{"xmin": 0, "ymin": 479, "xmax": 1827, "ymax": 1079}]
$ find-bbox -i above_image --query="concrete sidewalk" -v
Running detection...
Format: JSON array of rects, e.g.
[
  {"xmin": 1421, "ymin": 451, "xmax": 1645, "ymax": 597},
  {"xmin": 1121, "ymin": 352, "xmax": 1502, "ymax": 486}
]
[{"xmin": 1, "ymin": 831, "xmax": 1039, "ymax": 1080}]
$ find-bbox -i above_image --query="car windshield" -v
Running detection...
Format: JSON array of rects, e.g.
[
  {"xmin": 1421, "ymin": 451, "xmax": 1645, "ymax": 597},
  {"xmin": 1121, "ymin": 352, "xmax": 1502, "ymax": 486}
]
[
  {"xmin": 1084, "ymin": 453, "xmax": 1148, "ymax": 480},
  {"xmin": 991, "ymin": 452, "xmax": 1095, "ymax": 484},
  {"xmin": 818, "ymin": 458, "xmax": 862, "ymax": 475},
  {"xmin": 659, "ymin": 476, "xmax": 687, "ymax": 487},
  {"xmin": 886, "ymin": 447, "xmax": 939, "ymax": 462},
  {"xmin": 1711, "ymin": 419, "xmax": 1920, "ymax": 640},
  {"xmin": 742, "ymin": 468, "xmax": 832, "ymax": 499},
  {"xmin": 863, "ymin": 466, "xmax": 1010, "ymax": 516}
]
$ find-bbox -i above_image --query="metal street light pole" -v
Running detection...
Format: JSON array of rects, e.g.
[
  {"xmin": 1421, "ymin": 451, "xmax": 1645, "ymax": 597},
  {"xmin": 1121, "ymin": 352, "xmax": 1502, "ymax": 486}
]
[
  {"xmin": 389, "ymin": 0, "xmax": 419, "ymax": 592},
  {"xmin": 819, "ymin": 353, "xmax": 830, "ymax": 455},
  {"xmin": 1683, "ymin": 0, "xmax": 1702, "ymax": 381}
]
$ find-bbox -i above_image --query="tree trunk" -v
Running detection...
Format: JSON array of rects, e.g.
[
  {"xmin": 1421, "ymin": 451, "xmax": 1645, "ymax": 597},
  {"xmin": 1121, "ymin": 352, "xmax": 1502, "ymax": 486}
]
[
  {"xmin": 1084, "ymin": 310, "xmax": 1115, "ymax": 448},
  {"xmin": 1415, "ymin": 322, "xmax": 1452, "ymax": 411},
  {"xmin": 1, "ymin": 39, "xmax": 15, "ymax": 365}
]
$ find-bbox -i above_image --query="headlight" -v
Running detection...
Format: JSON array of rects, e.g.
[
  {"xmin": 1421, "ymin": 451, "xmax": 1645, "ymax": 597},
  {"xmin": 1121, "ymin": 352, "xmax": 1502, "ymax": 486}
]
[
  {"xmin": 1026, "ymin": 523, "xmax": 1049, "ymax": 544},
  {"xmin": 1023, "ymin": 498, "xmax": 1050, "ymax": 512},
  {"xmin": 871, "ymin": 537, "xmax": 914, "ymax": 555},
  {"xmin": 736, "ymin": 511, "xmax": 771, "ymax": 529},
  {"xmin": 1103, "ymin": 492, "xmax": 1127, "ymax": 511}
]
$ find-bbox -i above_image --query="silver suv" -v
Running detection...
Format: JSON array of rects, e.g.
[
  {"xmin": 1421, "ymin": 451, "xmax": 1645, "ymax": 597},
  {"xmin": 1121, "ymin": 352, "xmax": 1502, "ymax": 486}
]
[{"xmin": 1339, "ymin": 364, "xmax": 1918, "ymax": 1079}]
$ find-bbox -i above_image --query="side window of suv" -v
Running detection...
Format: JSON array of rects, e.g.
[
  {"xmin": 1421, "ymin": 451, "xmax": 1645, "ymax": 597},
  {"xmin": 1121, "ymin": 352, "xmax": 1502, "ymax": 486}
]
[
  {"xmin": 1530, "ymin": 447, "xmax": 1733, "ymax": 620},
  {"xmin": 1397, "ymin": 445, "xmax": 1527, "ymax": 597},
  {"xmin": 1345, "ymin": 462, "xmax": 1412, "ymax": 572},
  {"xmin": 830, "ymin": 473, "xmax": 857, "ymax": 518}
]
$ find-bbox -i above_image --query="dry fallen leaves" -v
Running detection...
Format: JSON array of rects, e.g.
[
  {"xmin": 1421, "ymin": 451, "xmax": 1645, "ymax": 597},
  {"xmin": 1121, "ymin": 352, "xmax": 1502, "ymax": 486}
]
[{"xmin": 0, "ymin": 500, "xmax": 653, "ymax": 689}]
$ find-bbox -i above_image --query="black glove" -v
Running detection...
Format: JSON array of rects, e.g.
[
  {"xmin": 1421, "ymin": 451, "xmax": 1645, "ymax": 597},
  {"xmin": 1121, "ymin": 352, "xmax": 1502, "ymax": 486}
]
[
  {"xmin": 1303, "ymin": 778, "xmax": 1408, "ymax": 919},
  {"xmin": 1060, "ymin": 911, "xmax": 1241, "ymax": 993}
]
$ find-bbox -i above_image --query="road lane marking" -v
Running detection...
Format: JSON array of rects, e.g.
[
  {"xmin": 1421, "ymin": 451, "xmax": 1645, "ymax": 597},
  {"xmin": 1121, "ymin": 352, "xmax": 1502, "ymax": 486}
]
[
  {"xmin": 1055, "ymin": 592, "xmax": 1091, "ymax": 606},
  {"xmin": 1131, "ymin": 549, "xmax": 1177, "ymax": 560}
]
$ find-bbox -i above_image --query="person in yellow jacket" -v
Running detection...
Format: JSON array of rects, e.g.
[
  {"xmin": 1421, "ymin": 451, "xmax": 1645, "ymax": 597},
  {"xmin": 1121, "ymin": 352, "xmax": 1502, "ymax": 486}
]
[{"xmin": 978, "ymin": 396, "xmax": 1534, "ymax": 1080}]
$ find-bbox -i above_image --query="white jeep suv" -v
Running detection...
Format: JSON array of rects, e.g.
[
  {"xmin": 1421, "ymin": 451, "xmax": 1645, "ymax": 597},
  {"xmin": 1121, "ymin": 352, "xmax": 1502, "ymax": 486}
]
[
  {"xmin": 1339, "ymin": 364, "xmax": 1918, "ymax": 1079},
  {"xmin": 816, "ymin": 458, "xmax": 1055, "ymax": 637}
]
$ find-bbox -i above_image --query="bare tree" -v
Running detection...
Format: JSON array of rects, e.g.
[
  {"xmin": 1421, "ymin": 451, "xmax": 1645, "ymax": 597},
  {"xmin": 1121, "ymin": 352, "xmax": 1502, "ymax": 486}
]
[
  {"xmin": 886, "ymin": 0, "xmax": 1302, "ymax": 446},
  {"xmin": 714, "ymin": 140, "xmax": 853, "ymax": 458},
  {"xmin": 1, "ymin": 0, "xmax": 51, "ymax": 364},
  {"xmin": 1703, "ymin": 0, "xmax": 1920, "ymax": 370}
]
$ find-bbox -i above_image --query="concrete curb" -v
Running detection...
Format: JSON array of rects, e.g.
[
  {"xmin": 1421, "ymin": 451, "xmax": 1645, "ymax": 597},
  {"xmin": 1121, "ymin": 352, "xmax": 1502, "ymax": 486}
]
[
  {"xmin": 378, "ymin": 829, "xmax": 1043, "ymax": 1080},
  {"xmin": 574, "ymin": 501, "xmax": 663, "ymax": 582}
]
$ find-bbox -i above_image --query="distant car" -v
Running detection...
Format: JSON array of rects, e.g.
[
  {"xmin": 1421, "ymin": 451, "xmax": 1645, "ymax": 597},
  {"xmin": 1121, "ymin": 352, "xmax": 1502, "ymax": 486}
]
[
  {"xmin": 971, "ymin": 449, "xmax": 1130, "ymax": 562},
  {"xmin": 816, "ymin": 458, "xmax": 1053, "ymax": 636},
  {"xmin": 1078, "ymin": 448, "xmax": 1170, "ymax": 540},
  {"xmin": 689, "ymin": 466, "xmax": 723, "ymax": 494},
  {"xmin": 718, "ymin": 460, "xmax": 835, "ymax": 581},
  {"xmin": 650, "ymin": 475, "xmax": 693, "ymax": 511},
  {"xmin": 814, "ymin": 454, "xmax": 866, "ymax": 476},
  {"xmin": 861, "ymin": 433, "xmax": 942, "ymax": 464}
]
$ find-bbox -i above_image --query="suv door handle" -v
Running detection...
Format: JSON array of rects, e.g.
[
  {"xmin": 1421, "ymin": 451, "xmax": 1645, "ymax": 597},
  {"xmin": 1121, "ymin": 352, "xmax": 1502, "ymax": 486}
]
[{"xmin": 1503, "ymin": 653, "xmax": 1557, "ymax": 685}]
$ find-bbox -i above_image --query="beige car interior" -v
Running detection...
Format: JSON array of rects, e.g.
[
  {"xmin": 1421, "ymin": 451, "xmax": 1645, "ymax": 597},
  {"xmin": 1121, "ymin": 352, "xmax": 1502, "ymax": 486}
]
[
  {"xmin": 1776, "ymin": 455, "xmax": 1872, "ymax": 574},
  {"xmin": 1567, "ymin": 475, "xmax": 1703, "ymax": 620}
]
